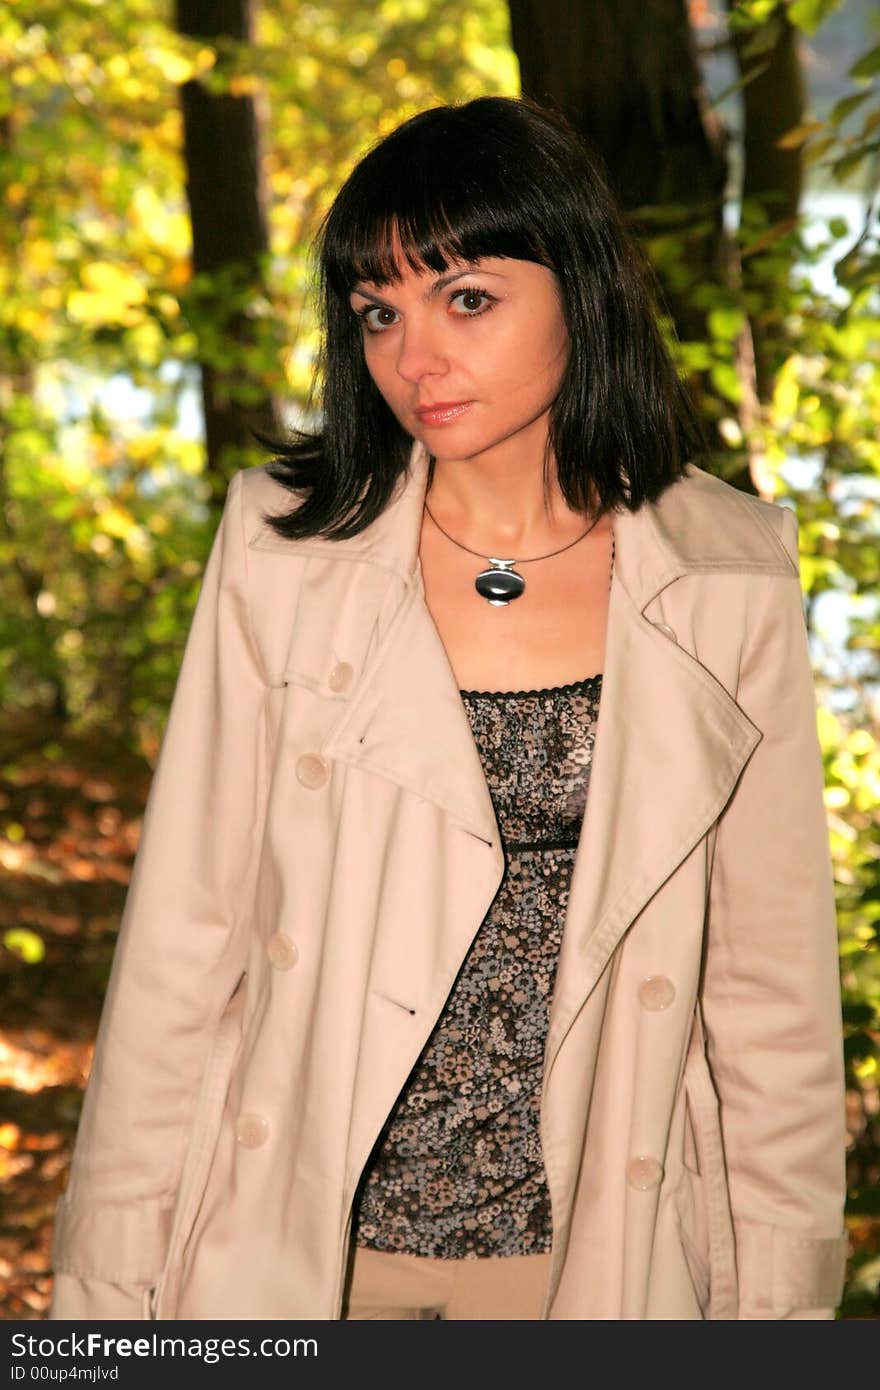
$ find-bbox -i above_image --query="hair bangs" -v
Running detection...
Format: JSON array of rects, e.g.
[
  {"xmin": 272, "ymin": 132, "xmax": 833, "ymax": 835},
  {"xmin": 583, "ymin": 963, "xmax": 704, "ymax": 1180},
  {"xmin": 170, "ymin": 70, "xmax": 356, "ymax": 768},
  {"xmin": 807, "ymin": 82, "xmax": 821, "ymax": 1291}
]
[
  {"xmin": 325, "ymin": 208, "xmax": 470, "ymax": 296},
  {"xmin": 320, "ymin": 115, "xmax": 555, "ymax": 297}
]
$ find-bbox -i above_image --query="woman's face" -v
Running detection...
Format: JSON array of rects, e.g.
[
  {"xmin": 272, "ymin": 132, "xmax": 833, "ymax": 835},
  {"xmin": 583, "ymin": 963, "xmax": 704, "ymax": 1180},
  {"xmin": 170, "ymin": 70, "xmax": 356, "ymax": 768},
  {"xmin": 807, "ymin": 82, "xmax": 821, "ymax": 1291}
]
[{"xmin": 348, "ymin": 249, "xmax": 570, "ymax": 467}]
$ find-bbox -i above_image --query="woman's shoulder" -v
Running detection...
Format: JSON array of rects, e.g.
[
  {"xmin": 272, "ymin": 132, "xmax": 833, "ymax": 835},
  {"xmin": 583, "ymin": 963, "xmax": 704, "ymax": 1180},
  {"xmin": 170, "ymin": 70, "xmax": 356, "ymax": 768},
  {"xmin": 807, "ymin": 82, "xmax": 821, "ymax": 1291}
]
[
  {"xmin": 231, "ymin": 463, "xmax": 309, "ymax": 549},
  {"xmin": 643, "ymin": 461, "xmax": 800, "ymax": 577}
]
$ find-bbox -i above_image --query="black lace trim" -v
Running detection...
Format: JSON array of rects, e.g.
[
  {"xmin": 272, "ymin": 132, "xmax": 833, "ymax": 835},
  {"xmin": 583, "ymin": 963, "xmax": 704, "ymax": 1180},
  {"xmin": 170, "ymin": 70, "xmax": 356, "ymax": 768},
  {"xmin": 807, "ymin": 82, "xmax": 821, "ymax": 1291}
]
[
  {"xmin": 505, "ymin": 838, "xmax": 580, "ymax": 852},
  {"xmin": 459, "ymin": 672, "xmax": 603, "ymax": 700}
]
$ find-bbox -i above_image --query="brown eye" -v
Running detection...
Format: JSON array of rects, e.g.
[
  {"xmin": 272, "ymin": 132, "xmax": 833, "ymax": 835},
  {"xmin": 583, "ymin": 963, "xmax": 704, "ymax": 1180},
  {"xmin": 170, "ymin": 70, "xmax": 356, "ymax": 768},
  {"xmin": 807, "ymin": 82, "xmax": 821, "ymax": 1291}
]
[
  {"xmin": 450, "ymin": 287, "xmax": 496, "ymax": 316},
  {"xmin": 356, "ymin": 303, "xmax": 399, "ymax": 333}
]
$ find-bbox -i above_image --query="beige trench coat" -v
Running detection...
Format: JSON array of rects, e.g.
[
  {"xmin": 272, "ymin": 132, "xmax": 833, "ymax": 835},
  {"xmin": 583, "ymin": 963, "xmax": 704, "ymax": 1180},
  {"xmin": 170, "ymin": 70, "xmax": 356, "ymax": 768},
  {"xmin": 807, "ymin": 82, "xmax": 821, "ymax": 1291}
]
[{"xmin": 49, "ymin": 441, "xmax": 848, "ymax": 1321}]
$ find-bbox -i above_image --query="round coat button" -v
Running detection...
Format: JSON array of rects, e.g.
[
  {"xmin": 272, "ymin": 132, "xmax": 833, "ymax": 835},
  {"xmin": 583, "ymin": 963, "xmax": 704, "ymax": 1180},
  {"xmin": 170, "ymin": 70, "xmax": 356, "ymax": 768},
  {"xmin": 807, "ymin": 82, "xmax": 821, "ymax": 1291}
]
[
  {"xmin": 653, "ymin": 622, "xmax": 678, "ymax": 643},
  {"xmin": 638, "ymin": 975, "xmax": 676, "ymax": 1011},
  {"xmin": 296, "ymin": 753, "xmax": 330, "ymax": 789},
  {"xmin": 626, "ymin": 1156, "xmax": 664, "ymax": 1190},
  {"xmin": 328, "ymin": 661, "xmax": 354, "ymax": 693},
  {"xmin": 235, "ymin": 1113, "xmax": 270, "ymax": 1149},
  {"xmin": 266, "ymin": 931, "xmax": 298, "ymax": 971}
]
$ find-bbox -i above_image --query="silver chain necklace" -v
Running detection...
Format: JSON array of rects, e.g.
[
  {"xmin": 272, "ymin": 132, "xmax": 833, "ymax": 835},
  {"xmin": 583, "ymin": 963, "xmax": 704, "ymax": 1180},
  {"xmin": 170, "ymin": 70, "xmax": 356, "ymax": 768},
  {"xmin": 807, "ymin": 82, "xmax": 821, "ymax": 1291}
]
[{"xmin": 423, "ymin": 502, "xmax": 601, "ymax": 606}]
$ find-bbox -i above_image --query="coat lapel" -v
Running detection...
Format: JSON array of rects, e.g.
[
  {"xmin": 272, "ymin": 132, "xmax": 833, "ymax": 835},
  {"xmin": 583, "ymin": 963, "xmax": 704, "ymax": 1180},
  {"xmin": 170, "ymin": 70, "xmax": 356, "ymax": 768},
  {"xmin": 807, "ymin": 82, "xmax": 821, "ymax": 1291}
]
[
  {"xmin": 544, "ymin": 566, "xmax": 760, "ymax": 1070},
  {"xmin": 325, "ymin": 575, "xmax": 500, "ymax": 843},
  {"xmin": 249, "ymin": 442, "xmax": 500, "ymax": 844},
  {"xmin": 543, "ymin": 468, "xmax": 794, "ymax": 1064}
]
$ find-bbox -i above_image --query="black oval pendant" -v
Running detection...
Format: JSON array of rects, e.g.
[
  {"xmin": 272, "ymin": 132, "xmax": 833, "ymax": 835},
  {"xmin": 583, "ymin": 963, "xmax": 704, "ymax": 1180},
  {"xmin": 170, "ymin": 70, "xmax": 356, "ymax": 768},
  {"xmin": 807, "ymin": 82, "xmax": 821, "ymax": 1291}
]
[{"xmin": 475, "ymin": 566, "xmax": 526, "ymax": 606}]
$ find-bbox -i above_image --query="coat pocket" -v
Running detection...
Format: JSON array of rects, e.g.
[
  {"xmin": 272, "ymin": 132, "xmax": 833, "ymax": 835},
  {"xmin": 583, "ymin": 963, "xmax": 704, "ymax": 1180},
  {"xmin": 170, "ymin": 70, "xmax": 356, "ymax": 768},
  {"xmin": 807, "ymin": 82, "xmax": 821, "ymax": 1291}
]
[
  {"xmin": 677, "ymin": 1012, "xmax": 739, "ymax": 1320},
  {"xmin": 150, "ymin": 972, "xmax": 248, "ymax": 1319}
]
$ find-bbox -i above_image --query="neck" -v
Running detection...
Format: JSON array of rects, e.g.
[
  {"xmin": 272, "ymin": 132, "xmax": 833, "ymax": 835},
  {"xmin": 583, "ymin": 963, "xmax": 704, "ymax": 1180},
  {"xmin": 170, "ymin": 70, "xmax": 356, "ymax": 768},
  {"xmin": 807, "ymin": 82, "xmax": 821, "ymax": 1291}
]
[{"xmin": 425, "ymin": 435, "xmax": 591, "ymax": 555}]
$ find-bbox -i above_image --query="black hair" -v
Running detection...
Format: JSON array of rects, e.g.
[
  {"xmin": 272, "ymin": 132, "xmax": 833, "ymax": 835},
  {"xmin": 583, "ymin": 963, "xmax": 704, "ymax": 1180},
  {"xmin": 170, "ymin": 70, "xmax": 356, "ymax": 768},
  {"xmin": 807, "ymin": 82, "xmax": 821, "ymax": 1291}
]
[{"xmin": 261, "ymin": 95, "xmax": 707, "ymax": 540}]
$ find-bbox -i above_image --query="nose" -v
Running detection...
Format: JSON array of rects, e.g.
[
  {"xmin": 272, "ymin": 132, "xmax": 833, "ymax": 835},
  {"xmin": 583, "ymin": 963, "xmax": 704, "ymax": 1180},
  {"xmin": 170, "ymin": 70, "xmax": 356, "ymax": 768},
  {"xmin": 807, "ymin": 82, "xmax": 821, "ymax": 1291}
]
[{"xmin": 394, "ymin": 317, "xmax": 449, "ymax": 385}]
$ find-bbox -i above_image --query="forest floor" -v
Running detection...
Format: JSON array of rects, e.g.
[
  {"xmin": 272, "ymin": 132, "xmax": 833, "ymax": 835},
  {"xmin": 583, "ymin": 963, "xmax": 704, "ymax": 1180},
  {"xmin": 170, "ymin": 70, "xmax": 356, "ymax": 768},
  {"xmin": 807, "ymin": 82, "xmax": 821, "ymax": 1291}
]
[
  {"xmin": 0, "ymin": 727, "xmax": 878, "ymax": 1319},
  {"xmin": 0, "ymin": 726, "xmax": 151, "ymax": 1320}
]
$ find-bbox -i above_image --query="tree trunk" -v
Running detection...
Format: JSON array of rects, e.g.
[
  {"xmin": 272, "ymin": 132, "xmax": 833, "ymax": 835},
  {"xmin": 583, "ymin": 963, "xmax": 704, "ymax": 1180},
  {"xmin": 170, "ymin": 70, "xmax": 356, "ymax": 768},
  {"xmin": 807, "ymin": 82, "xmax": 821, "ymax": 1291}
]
[
  {"xmin": 175, "ymin": 0, "xmax": 279, "ymax": 504},
  {"xmin": 509, "ymin": 1, "xmax": 728, "ymax": 321},
  {"xmin": 508, "ymin": 0, "xmax": 748, "ymax": 484},
  {"xmin": 726, "ymin": 0, "xmax": 806, "ymax": 405}
]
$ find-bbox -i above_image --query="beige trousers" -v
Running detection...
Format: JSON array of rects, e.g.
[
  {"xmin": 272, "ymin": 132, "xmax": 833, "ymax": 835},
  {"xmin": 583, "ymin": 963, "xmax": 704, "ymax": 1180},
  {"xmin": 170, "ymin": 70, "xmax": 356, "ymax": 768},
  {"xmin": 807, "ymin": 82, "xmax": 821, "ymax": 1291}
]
[{"xmin": 342, "ymin": 1244, "xmax": 553, "ymax": 1320}]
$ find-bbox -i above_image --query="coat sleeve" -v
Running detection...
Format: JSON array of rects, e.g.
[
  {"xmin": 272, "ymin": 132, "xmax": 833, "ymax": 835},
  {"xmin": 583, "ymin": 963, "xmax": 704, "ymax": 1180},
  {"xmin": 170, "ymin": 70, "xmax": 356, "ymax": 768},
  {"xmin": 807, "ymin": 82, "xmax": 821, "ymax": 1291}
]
[
  {"xmin": 701, "ymin": 504, "xmax": 849, "ymax": 1320},
  {"xmin": 49, "ymin": 469, "xmax": 268, "ymax": 1319}
]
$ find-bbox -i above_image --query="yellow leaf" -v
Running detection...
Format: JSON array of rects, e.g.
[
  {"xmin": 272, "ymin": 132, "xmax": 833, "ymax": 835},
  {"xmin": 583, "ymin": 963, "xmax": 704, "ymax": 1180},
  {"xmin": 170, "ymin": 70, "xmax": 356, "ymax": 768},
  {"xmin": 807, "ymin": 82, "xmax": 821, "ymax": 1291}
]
[
  {"xmin": 81, "ymin": 218, "xmax": 110, "ymax": 244},
  {"xmin": 104, "ymin": 54, "xmax": 130, "ymax": 79},
  {"xmin": 132, "ymin": 189, "xmax": 190, "ymax": 254},
  {"xmin": 817, "ymin": 706, "xmax": 839, "ymax": 750},
  {"xmin": 55, "ymin": 457, "xmax": 91, "ymax": 490},
  {"xmin": 773, "ymin": 375, "xmax": 799, "ymax": 419},
  {"xmin": 150, "ymin": 47, "xmax": 196, "ymax": 85},
  {"xmin": 3, "ymin": 929, "xmax": 44, "ymax": 964},
  {"xmin": 83, "ymin": 262, "xmax": 146, "ymax": 300},
  {"xmin": 24, "ymin": 238, "xmax": 54, "ymax": 273},
  {"xmin": 776, "ymin": 120, "xmax": 825, "ymax": 150},
  {"xmin": 97, "ymin": 503, "xmax": 136, "ymax": 539},
  {"xmin": 16, "ymin": 307, "xmax": 52, "ymax": 341},
  {"xmin": 0, "ymin": 1124, "xmax": 20, "ymax": 1150},
  {"xmin": 68, "ymin": 263, "xmax": 148, "ymax": 327},
  {"xmin": 228, "ymin": 74, "xmax": 259, "ymax": 96},
  {"xmin": 68, "ymin": 292, "xmax": 137, "ymax": 327},
  {"xmin": 123, "ymin": 525, "xmax": 154, "ymax": 561},
  {"xmin": 120, "ymin": 75, "xmax": 149, "ymax": 101},
  {"xmin": 125, "ymin": 318, "xmax": 164, "ymax": 366},
  {"xmin": 848, "ymin": 729, "xmax": 875, "ymax": 756},
  {"xmin": 155, "ymin": 293, "xmax": 180, "ymax": 319},
  {"xmin": 127, "ymin": 435, "xmax": 161, "ymax": 462}
]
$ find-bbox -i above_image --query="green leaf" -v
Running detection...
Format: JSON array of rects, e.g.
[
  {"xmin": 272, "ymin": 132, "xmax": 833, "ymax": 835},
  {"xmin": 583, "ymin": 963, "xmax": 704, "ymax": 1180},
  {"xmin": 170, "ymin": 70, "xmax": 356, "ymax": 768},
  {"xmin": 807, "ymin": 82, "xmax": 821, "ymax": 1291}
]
[
  {"xmin": 788, "ymin": 0, "xmax": 845, "ymax": 37},
  {"xmin": 830, "ymin": 90, "xmax": 873, "ymax": 125},
  {"xmin": 850, "ymin": 45, "xmax": 880, "ymax": 80},
  {"xmin": 740, "ymin": 19, "xmax": 784, "ymax": 61},
  {"xmin": 827, "ymin": 217, "xmax": 851, "ymax": 239},
  {"xmin": 706, "ymin": 64, "xmax": 772, "ymax": 108},
  {"xmin": 832, "ymin": 149, "xmax": 869, "ymax": 179},
  {"xmin": 709, "ymin": 361, "xmax": 744, "ymax": 404},
  {"xmin": 727, "ymin": 0, "xmax": 780, "ymax": 33},
  {"xmin": 708, "ymin": 306, "xmax": 747, "ymax": 340},
  {"xmin": 802, "ymin": 134, "xmax": 837, "ymax": 166}
]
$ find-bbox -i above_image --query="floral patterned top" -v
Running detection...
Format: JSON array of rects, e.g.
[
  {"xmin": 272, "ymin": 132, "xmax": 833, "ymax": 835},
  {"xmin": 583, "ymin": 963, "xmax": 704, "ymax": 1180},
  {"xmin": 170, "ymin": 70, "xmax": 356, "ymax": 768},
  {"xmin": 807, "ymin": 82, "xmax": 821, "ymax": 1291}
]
[{"xmin": 351, "ymin": 672, "xmax": 603, "ymax": 1259}]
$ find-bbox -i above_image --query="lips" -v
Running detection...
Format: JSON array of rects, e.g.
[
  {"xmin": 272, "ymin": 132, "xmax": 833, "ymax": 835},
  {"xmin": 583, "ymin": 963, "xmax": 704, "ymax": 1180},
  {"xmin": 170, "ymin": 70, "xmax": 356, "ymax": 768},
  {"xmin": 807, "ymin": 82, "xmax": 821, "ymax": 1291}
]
[{"xmin": 413, "ymin": 401, "xmax": 473, "ymax": 425}]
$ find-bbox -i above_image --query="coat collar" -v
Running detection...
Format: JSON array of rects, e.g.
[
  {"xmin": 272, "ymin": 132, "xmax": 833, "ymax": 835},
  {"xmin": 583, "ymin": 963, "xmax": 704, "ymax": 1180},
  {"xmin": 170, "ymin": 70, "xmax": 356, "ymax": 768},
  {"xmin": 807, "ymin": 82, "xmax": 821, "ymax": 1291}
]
[
  {"xmin": 250, "ymin": 439, "xmax": 796, "ymax": 607},
  {"xmin": 249, "ymin": 442, "xmax": 794, "ymax": 1034}
]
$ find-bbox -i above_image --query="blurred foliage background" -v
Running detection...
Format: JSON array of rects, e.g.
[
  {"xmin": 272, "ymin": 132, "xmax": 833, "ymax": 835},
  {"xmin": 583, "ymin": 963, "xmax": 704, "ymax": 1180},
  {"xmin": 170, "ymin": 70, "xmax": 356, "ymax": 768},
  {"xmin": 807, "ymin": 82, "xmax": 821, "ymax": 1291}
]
[{"xmin": 0, "ymin": 0, "xmax": 877, "ymax": 1318}]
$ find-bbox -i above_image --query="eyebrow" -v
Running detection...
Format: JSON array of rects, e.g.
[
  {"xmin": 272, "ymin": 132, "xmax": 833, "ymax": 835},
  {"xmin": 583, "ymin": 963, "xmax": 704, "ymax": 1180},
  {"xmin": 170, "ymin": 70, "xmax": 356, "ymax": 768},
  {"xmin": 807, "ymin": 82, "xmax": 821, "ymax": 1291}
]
[{"xmin": 349, "ymin": 264, "xmax": 503, "ymax": 307}]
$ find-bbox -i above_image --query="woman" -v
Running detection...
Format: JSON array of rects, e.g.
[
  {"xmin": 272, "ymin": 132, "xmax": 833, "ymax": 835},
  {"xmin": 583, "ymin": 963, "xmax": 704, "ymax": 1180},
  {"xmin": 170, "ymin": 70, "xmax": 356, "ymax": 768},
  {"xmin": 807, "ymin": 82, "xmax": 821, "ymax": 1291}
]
[{"xmin": 49, "ymin": 96, "xmax": 847, "ymax": 1321}]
